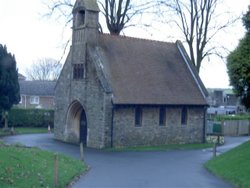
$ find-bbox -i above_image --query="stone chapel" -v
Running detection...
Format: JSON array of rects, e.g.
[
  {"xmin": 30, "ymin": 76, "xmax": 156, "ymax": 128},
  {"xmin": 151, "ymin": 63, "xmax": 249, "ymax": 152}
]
[{"xmin": 54, "ymin": 0, "xmax": 208, "ymax": 148}]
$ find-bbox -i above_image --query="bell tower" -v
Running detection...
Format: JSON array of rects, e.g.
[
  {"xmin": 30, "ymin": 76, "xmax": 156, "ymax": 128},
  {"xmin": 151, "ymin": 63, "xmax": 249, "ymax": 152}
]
[
  {"xmin": 72, "ymin": 0, "xmax": 99, "ymax": 46},
  {"xmin": 71, "ymin": 0, "xmax": 99, "ymax": 79}
]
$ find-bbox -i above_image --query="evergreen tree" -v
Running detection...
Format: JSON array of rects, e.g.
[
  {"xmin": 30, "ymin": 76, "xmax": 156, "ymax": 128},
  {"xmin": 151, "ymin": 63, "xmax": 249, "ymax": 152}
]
[
  {"xmin": 242, "ymin": 5, "xmax": 250, "ymax": 32},
  {"xmin": 0, "ymin": 44, "xmax": 20, "ymax": 129},
  {"xmin": 227, "ymin": 6, "xmax": 250, "ymax": 109}
]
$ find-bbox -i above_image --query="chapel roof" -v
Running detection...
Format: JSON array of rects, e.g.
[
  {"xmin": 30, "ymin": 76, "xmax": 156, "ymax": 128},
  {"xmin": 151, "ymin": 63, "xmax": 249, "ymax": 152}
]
[{"xmin": 89, "ymin": 34, "xmax": 208, "ymax": 106}]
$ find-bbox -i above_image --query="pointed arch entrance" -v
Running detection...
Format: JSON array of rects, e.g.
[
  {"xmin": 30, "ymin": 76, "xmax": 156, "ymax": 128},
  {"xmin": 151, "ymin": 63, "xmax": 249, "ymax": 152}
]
[{"xmin": 66, "ymin": 101, "xmax": 88, "ymax": 146}]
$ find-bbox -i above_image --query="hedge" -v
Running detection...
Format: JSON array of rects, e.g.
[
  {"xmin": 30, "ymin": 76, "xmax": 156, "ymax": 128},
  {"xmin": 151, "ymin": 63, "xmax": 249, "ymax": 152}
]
[
  {"xmin": 214, "ymin": 114, "xmax": 250, "ymax": 121},
  {"xmin": 6, "ymin": 108, "xmax": 54, "ymax": 128}
]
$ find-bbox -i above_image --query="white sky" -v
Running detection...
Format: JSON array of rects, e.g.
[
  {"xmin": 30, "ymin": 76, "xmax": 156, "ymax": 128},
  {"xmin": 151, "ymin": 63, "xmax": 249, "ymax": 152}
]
[{"xmin": 0, "ymin": 0, "xmax": 249, "ymax": 88}]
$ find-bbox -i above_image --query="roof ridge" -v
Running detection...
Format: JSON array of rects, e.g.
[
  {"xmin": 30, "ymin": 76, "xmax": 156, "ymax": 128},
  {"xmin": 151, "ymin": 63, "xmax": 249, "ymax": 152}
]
[{"xmin": 101, "ymin": 33, "xmax": 174, "ymax": 45}]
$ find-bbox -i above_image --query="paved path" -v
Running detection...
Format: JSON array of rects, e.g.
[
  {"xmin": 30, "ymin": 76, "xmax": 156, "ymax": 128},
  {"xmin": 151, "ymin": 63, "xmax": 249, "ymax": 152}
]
[{"xmin": 3, "ymin": 134, "xmax": 250, "ymax": 188}]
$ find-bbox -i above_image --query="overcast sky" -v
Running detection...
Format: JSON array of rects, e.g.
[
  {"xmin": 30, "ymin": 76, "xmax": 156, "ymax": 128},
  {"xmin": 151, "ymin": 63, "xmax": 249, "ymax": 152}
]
[{"xmin": 0, "ymin": 0, "xmax": 249, "ymax": 88}]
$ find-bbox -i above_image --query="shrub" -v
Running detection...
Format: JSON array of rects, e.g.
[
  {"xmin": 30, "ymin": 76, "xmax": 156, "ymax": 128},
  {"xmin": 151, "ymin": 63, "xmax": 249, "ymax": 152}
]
[{"xmin": 7, "ymin": 108, "xmax": 54, "ymax": 128}]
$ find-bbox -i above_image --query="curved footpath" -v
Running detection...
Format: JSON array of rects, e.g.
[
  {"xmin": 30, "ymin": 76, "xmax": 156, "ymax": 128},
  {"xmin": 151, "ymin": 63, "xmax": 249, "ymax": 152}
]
[{"xmin": 3, "ymin": 134, "xmax": 250, "ymax": 188}]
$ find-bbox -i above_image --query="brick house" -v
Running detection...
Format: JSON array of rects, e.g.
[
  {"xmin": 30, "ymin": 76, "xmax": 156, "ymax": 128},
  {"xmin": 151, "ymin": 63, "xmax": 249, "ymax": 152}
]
[
  {"xmin": 54, "ymin": 0, "xmax": 208, "ymax": 148},
  {"xmin": 18, "ymin": 80, "xmax": 55, "ymax": 109}
]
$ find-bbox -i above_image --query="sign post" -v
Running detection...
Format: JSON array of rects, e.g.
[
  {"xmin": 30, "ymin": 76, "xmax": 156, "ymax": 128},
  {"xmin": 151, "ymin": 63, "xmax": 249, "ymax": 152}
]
[
  {"xmin": 207, "ymin": 121, "xmax": 223, "ymax": 157},
  {"xmin": 80, "ymin": 142, "xmax": 84, "ymax": 162}
]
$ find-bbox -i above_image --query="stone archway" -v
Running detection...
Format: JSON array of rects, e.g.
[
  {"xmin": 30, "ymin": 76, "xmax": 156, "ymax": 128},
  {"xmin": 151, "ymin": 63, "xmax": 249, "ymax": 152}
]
[{"xmin": 66, "ymin": 101, "xmax": 87, "ymax": 145}]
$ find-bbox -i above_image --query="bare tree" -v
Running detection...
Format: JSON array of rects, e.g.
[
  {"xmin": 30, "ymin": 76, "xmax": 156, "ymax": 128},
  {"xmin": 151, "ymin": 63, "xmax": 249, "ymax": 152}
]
[
  {"xmin": 99, "ymin": 0, "xmax": 155, "ymax": 35},
  {"xmin": 43, "ymin": 0, "xmax": 156, "ymax": 35},
  {"xmin": 158, "ymin": 0, "xmax": 239, "ymax": 73},
  {"xmin": 26, "ymin": 58, "xmax": 62, "ymax": 81},
  {"xmin": 43, "ymin": 0, "xmax": 74, "ymax": 26}
]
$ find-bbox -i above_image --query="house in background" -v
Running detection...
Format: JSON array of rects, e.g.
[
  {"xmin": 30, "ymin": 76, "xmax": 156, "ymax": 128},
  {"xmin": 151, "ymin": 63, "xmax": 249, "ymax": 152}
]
[
  {"xmin": 207, "ymin": 89, "xmax": 240, "ymax": 114},
  {"xmin": 54, "ymin": 0, "xmax": 208, "ymax": 148},
  {"xmin": 18, "ymin": 80, "xmax": 56, "ymax": 109},
  {"xmin": 18, "ymin": 73, "xmax": 26, "ymax": 81}
]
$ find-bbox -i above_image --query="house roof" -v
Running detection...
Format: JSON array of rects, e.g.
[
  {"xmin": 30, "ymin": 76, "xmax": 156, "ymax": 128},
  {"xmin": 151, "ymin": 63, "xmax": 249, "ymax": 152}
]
[
  {"xmin": 89, "ymin": 34, "xmax": 208, "ymax": 106},
  {"xmin": 18, "ymin": 73, "xmax": 26, "ymax": 80},
  {"xmin": 19, "ymin": 80, "xmax": 56, "ymax": 96}
]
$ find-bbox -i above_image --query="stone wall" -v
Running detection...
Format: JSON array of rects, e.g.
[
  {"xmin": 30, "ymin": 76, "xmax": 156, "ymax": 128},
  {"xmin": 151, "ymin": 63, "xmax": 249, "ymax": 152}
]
[
  {"xmin": 54, "ymin": 51, "xmax": 73, "ymax": 143},
  {"xmin": 112, "ymin": 106, "xmax": 205, "ymax": 147}
]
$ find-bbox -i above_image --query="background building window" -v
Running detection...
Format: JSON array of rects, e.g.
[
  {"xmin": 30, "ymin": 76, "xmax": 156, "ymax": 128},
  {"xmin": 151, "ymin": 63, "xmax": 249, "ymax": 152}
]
[
  {"xmin": 181, "ymin": 107, "xmax": 188, "ymax": 125},
  {"xmin": 135, "ymin": 106, "xmax": 142, "ymax": 127},
  {"xmin": 30, "ymin": 96, "xmax": 39, "ymax": 105},
  {"xmin": 73, "ymin": 64, "xmax": 84, "ymax": 79},
  {"xmin": 159, "ymin": 107, "xmax": 166, "ymax": 126}
]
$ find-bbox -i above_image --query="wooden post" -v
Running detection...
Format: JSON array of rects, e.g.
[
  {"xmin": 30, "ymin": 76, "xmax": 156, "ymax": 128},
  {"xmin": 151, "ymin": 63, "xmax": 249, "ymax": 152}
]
[
  {"xmin": 213, "ymin": 135, "xmax": 220, "ymax": 158},
  {"xmin": 10, "ymin": 127, "xmax": 14, "ymax": 135},
  {"xmin": 213, "ymin": 142, "xmax": 217, "ymax": 157},
  {"xmin": 217, "ymin": 135, "xmax": 220, "ymax": 145},
  {"xmin": 248, "ymin": 120, "xmax": 250, "ymax": 136},
  {"xmin": 48, "ymin": 125, "xmax": 51, "ymax": 133},
  {"xmin": 80, "ymin": 142, "xmax": 84, "ymax": 162},
  {"xmin": 54, "ymin": 153, "xmax": 58, "ymax": 188}
]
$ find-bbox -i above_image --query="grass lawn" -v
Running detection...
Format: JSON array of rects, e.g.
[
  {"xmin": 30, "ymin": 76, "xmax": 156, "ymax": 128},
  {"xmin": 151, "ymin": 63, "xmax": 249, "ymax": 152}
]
[
  {"xmin": 15, "ymin": 127, "xmax": 49, "ymax": 134},
  {"xmin": 0, "ymin": 127, "xmax": 49, "ymax": 137},
  {"xmin": 0, "ymin": 142, "xmax": 87, "ymax": 188},
  {"xmin": 106, "ymin": 143, "xmax": 212, "ymax": 152},
  {"xmin": 205, "ymin": 141, "xmax": 250, "ymax": 188}
]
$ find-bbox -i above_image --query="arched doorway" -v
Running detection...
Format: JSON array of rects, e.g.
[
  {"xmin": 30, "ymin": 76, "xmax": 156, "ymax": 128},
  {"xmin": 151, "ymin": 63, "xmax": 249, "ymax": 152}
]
[
  {"xmin": 79, "ymin": 109, "xmax": 87, "ymax": 146},
  {"xmin": 66, "ymin": 101, "xmax": 88, "ymax": 145}
]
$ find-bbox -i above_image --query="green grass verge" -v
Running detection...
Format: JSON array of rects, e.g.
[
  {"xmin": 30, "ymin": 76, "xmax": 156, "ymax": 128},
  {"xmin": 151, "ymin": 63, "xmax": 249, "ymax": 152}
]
[
  {"xmin": 0, "ymin": 144, "xmax": 87, "ymax": 188},
  {"xmin": 106, "ymin": 143, "xmax": 212, "ymax": 152},
  {"xmin": 205, "ymin": 141, "xmax": 250, "ymax": 188},
  {"xmin": 15, "ymin": 127, "xmax": 49, "ymax": 134},
  {"xmin": 0, "ymin": 127, "xmax": 49, "ymax": 136}
]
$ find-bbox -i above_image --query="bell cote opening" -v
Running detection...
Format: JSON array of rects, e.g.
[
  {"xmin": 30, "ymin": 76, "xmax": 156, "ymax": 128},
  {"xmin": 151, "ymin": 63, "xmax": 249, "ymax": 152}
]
[{"xmin": 76, "ymin": 10, "xmax": 85, "ymax": 27}]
